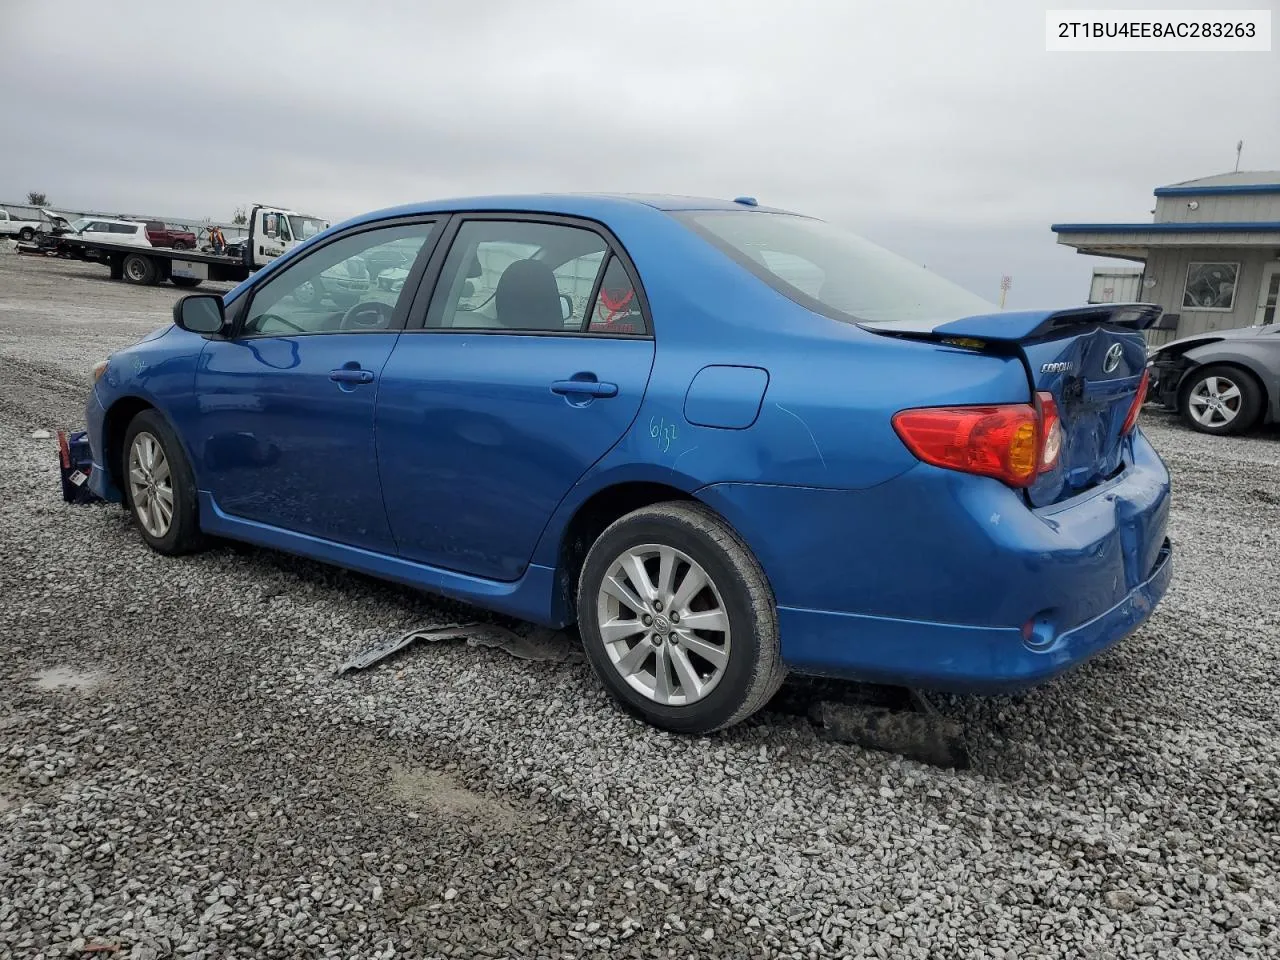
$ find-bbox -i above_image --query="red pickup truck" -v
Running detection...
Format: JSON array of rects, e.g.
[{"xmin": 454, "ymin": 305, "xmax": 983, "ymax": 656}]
[{"xmin": 143, "ymin": 221, "xmax": 197, "ymax": 250}]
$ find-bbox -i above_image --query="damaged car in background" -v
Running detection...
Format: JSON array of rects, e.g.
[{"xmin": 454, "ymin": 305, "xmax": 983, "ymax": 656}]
[
  {"xmin": 1147, "ymin": 322, "xmax": 1280, "ymax": 435},
  {"xmin": 82, "ymin": 194, "xmax": 1173, "ymax": 734}
]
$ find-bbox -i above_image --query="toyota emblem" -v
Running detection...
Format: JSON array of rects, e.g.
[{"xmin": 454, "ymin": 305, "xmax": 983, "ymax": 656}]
[{"xmin": 1102, "ymin": 343, "xmax": 1124, "ymax": 374}]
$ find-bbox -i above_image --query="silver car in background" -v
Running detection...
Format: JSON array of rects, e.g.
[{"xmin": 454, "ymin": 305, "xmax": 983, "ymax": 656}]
[{"xmin": 1148, "ymin": 323, "xmax": 1280, "ymax": 434}]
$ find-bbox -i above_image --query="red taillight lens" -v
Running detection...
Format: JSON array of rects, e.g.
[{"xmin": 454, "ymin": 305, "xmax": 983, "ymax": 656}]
[
  {"xmin": 1121, "ymin": 369, "xmax": 1149, "ymax": 434},
  {"xmin": 893, "ymin": 395, "xmax": 1065, "ymax": 488},
  {"xmin": 892, "ymin": 404, "xmax": 1041, "ymax": 487}
]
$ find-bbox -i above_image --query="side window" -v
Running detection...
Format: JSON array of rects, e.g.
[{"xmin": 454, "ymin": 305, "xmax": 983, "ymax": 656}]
[
  {"xmin": 587, "ymin": 256, "xmax": 646, "ymax": 335},
  {"xmin": 554, "ymin": 250, "xmax": 606, "ymax": 327},
  {"xmin": 426, "ymin": 220, "xmax": 608, "ymax": 332},
  {"xmin": 241, "ymin": 222, "xmax": 435, "ymax": 337},
  {"xmin": 262, "ymin": 213, "xmax": 279, "ymax": 239}
]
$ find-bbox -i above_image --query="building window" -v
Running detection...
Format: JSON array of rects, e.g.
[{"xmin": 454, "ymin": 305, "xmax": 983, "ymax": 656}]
[{"xmin": 1182, "ymin": 262, "xmax": 1239, "ymax": 311}]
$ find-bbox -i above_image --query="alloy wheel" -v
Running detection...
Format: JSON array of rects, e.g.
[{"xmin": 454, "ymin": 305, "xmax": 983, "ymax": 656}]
[
  {"xmin": 595, "ymin": 543, "xmax": 731, "ymax": 706},
  {"xmin": 128, "ymin": 431, "xmax": 174, "ymax": 538},
  {"xmin": 1188, "ymin": 375, "xmax": 1241, "ymax": 428}
]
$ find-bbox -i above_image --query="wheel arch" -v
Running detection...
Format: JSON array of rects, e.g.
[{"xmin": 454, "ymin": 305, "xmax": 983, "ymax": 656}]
[
  {"xmin": 553, "ymin": 480, "xmax": 720, "ymax": 624},
  {"xmin": 103, "ymin": 396, "xmax": 196, "ymax": 494}
]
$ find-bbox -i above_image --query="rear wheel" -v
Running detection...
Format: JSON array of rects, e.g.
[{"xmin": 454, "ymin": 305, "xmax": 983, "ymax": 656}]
[
  {"xmin": 122, "ymin": 253, "xmax": 158, "ymax": 285},
  {"xmin": 1179, "ymin": 364, "xmax": 1263, "ymax": 435},
  {"xmin": 121, "ymin": 410, "xmax": 205, "ymax": 555},
  {"xmin": 577, "ymin": 502, "xmax": 785, "ymax": 734}
]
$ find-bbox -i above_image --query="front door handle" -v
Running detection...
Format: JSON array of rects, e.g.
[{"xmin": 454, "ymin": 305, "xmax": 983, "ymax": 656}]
[
  {"xmin": 330, "ymin": 368, "xmax": 375, "ymax": 384},
  {"xmin": 551, "ymin": 379, "xmax": 618, "ymax": 398}
]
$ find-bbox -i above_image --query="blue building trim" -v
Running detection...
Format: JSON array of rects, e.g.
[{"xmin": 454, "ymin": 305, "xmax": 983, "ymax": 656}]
[
  {"xmin": 1052, "ymin": 221, "xmax": 1280, "ymax": 234},
  {"xmin": 1154, "ymin": 183, "xmax": 1280, "ymax": 197}
]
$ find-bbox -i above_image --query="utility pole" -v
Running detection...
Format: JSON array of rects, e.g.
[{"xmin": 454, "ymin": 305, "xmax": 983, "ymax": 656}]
[
  {"xmin": 1235, "ymin": 140, "xmax": 1243, "ymax": 173},
  {"xmin": 999, "ymin": 274, "xmax": 1012, "ymax": 310}
]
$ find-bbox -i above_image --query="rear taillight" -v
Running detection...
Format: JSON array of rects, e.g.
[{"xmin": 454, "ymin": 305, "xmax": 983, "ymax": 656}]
[
  {"xmin": 1037, "ymin": 391, "xmax": 1062, "ymax": 470},
  {"xmin": 892, "ymin": 395, "xmax": 1062, "ymax": 489},
  {"xmin": 1121, "ymin": 369, "xmax": 1149, "ymax": 434}
]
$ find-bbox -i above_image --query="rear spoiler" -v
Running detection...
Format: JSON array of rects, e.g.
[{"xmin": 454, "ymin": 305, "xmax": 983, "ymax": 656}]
[{"xmin": 859, "ymin": 303, "xmax": 1164, "ymax": 343}]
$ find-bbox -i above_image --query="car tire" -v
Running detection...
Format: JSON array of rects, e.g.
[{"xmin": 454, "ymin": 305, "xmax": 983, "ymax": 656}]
[
  {"xmin": 1178, "ymin": 364, "xmax": 1263, "ymax": 435},
  {"xmin": 171, "ymin": 277, "xmax": 202, "ymax": 289},
  {"xmin": 122, "ymin": 253, "xmax": 158, "ymax": 286},
  {"xmin": 18, "ymin": 227, "xmax": 34, "ymax": 242},
  {"xmin": 172, "ymin": 240, "xmax": 191, "ymax": 250},
  {"xmin": 577, "ymin": 501, "xmax": 785, "ymax": 734},
  {"xmin": 121, "ymin": 409, "xmax": 205, "ymax": 556}
]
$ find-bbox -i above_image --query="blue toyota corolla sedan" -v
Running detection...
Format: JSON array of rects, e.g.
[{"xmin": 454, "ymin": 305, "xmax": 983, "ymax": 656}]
[{"xmin": 85, "ymin": 194, "xmax": 1172, "ymax": 733}]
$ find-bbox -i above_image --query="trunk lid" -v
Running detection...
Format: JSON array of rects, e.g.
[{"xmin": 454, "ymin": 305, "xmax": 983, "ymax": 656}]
[{"xmin": 862, "ymin": 303, "xmax": 1160, "ymax": 505}]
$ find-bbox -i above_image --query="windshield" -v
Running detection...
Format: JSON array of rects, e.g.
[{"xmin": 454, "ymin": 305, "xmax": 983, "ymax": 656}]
[
  {"xmin": 70, "ymin": 218, "xmax": 92, "ymax": 233},
  {"xmin": 288, "ymin": 216, "xmax": 328, "ymax": 241},
  {"xmin": 678, "ymin": 211, "xmax": 994, "ymax": 325}
]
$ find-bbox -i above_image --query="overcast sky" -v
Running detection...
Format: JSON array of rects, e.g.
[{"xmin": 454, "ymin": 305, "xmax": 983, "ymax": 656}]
[{"xmin": 0, "ymin": 0, "xmax": 1276, "ymax": 307}]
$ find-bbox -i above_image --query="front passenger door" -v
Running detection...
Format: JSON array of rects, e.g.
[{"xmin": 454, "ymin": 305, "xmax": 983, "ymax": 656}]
[{"xmin": 193, "ymin": 220, "xmax": 439, "ymax": 553}]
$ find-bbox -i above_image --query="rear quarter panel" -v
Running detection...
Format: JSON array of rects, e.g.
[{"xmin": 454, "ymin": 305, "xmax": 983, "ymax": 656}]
[{"xmin": 530, "ymin": 206, "xmax": 1032, "ymax": 563}]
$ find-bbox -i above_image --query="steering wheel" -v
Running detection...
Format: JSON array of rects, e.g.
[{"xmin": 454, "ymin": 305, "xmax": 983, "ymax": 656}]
[
  {"xmin": 253, "ymin": 313, "xmax": 304, "ymax": 333},
  {"xmin": 341, "ymin": 300, "xmax": 395, "ymax": 331}
]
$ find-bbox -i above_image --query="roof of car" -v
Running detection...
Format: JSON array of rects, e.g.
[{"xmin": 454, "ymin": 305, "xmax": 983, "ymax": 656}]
[{"xmin": 339, "ymin": 193, "xmax": 799, "ymax": 230}]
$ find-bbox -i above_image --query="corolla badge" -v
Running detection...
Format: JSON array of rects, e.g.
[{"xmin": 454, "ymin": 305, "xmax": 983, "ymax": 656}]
[
  {"xmin": 1040, "ymin": 361, "xmax": 1073, "ymax": 374},
  {"xmin": 1103, "ymin": 342, "xmax": 1124, "ymax": 374}
]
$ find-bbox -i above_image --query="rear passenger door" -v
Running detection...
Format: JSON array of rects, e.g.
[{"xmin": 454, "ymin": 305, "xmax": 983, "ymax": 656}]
[{"xmin": 376, "ymin": 215, "xmax": 655, "ymax": 581}]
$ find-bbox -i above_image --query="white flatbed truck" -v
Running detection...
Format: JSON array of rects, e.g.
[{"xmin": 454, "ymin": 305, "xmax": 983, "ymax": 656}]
[{"xmin": 24, "ymin": 204, "xmax": 328, "ymax": 289}]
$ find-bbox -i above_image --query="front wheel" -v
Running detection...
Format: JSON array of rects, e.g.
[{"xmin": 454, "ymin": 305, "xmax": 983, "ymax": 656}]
[
  {"xmin": 122, "ymin": 410, "xmax": 205, "ymax": 555},
  {"xmin": 1179, "ymin": 364, "xmax": 1263, "ymax": 435},
  {"xmin": 18, "ymin": 227, "xmax": 35, "ymax": 242},
  {"xmin": 577, "ymin": 502, "xmax": 785, "ymax": 734}
]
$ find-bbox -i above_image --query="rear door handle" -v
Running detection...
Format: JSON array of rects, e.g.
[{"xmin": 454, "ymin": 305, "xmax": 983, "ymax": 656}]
[
  {"xmin": 330, "ymin": 368, "xmax": 375, "ymax": 384},
  {"xmin": 552, "ymin": 379, "xmax": 618, "ymax": 398}
]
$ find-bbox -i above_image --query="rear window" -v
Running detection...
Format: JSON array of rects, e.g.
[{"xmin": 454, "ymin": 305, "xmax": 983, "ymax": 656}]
[{"xmin": 677, "ymin": 211, "xmax": 994, "ymax": 325}]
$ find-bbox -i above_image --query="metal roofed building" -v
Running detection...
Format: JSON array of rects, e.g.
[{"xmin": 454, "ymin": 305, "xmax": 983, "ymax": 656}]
[{"xmin": 1052, "ymin": 171, "xmax": 1280, "ymax": 345}]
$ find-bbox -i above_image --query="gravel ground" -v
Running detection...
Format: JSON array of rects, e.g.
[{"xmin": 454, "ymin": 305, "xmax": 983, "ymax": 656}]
[{"xmin": 1, "ymin": 251, "xmax": 1278, "ymax": 959}]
